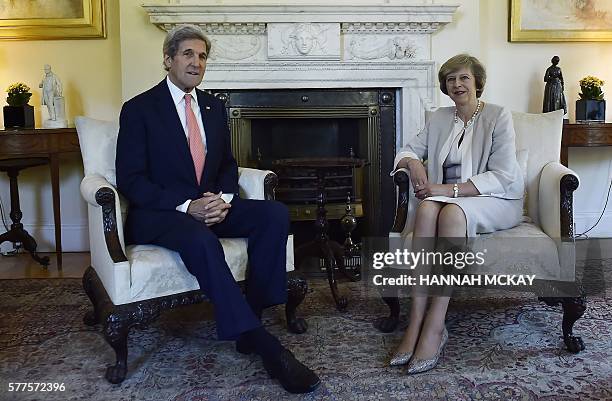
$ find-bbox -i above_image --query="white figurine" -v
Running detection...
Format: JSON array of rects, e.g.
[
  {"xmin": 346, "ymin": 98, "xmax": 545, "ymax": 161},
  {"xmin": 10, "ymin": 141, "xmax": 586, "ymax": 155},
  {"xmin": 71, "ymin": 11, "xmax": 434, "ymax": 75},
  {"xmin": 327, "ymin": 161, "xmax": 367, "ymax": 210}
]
[{"xmin": 39, "ymin": 64, "xmax": 67, "ymax": 128}]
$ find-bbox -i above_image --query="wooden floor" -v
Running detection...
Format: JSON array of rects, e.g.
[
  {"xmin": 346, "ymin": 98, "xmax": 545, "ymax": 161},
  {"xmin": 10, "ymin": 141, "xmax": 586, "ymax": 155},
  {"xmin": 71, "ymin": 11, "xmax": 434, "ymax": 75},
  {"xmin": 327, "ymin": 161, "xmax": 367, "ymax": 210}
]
[{"xmin": 0, "ymin": 252, "xmax": 89, "ymax": 279}]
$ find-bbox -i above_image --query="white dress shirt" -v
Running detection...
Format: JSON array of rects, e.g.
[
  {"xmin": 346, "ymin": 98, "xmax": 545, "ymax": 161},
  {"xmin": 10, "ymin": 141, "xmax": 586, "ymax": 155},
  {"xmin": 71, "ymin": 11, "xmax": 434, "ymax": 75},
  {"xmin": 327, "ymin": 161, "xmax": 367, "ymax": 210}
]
[{"xmin": 166, "ymin": 77, "xmax": 232, "ymax": 213}]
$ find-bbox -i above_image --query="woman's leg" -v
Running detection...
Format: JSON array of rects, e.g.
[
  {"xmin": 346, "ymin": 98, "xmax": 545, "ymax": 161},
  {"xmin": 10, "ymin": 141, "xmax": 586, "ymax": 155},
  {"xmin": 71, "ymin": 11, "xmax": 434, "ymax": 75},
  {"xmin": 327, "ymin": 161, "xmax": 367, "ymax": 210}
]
[
  {"xmin": 393, "ymin": 201, "xmax": 442, "ymax": 357},
  {"xmin": 412, "ymin": 204, "xmax": 466, "ymax": 359}
]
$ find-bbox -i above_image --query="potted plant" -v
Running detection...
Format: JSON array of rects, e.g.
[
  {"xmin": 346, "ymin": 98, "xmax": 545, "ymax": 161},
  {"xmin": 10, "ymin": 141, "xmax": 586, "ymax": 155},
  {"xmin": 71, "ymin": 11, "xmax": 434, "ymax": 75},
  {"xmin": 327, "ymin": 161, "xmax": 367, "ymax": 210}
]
[
  {"xmin": 576, "ymin": 75, "xmax": 605, "ymax": 122},
  {"xmin": 3, "ymin": 82, "xmax": 34, "ymax": 128}
]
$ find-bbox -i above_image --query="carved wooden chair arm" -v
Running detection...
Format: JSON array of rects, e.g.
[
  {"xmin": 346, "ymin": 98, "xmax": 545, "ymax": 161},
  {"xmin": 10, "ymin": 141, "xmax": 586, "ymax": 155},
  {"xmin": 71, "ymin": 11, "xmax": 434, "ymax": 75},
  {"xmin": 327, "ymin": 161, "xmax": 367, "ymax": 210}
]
[
  {"xmin": 390, "ymin": 168, "xmax": 410, "ymax": 233},
  {"xmin": 538, "ymin": 162, "xmax": 580, "ymax": 240},
  {"xmin": 80, "ymin": 174, "xmax": 128, "ymax": 263}
]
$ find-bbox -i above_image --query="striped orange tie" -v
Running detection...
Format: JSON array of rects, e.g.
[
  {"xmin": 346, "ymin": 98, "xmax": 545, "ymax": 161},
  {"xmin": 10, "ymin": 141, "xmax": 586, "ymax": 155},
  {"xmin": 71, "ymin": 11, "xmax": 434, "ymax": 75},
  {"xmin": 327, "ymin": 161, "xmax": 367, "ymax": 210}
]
[{"xmin": 184, "ymin": 94, "xmax": 205, "ymax": 184}]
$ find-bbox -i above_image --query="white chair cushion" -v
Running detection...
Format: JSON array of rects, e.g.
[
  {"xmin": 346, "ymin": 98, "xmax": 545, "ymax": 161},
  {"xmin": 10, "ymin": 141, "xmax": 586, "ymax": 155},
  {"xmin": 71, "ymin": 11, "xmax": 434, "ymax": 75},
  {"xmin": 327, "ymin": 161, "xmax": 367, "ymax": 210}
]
[
  {"xmin": 511, "ymin": 110, "xmax": 564, "ymax": 226},
  {"xmin": 469, "ymin": 222, "xmax": 564, "ymax": 281},
  {"xmin": 391, "ymin": 223, "xmax": 564, "ymax": 281},
  {"xmin": 128, "ymin": 235, "xmax": 295, "ymax": 303},
  {"xmin": 74, "ymin": 116, "xmax": 119, "ymax": 186}
]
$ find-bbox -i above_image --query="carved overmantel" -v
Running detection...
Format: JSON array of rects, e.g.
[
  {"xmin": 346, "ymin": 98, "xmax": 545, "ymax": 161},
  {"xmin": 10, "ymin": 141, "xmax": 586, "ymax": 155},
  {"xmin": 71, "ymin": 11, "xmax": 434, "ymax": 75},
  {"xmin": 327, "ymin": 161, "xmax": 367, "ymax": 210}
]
[{"xmin": 142, "ymin": 1, "xmax": 460, "ymax": 146}]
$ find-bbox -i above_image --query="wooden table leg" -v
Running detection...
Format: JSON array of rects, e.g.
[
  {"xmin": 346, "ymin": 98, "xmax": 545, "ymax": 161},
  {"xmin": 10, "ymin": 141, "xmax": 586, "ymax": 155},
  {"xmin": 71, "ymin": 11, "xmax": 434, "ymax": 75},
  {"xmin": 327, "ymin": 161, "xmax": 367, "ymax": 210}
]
[
  {"xmin": 560, "ymin": 144, "xmax": 569, "ymax": 167},
  {"xmin": 49, "ymin": 154, "xmax": 62, "ymax": 269}
]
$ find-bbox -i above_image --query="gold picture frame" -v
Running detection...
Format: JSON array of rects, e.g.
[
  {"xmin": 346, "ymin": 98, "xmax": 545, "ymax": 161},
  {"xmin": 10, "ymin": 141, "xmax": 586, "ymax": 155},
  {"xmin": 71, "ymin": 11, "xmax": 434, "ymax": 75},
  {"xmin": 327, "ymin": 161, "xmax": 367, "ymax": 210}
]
[
  {"xmin": 0, "ymin": 0, "xmax": 106, "ymax": 40},
  {"xmin": 509, "ymin": 0, "xmax": 612, "ymax": 42}
]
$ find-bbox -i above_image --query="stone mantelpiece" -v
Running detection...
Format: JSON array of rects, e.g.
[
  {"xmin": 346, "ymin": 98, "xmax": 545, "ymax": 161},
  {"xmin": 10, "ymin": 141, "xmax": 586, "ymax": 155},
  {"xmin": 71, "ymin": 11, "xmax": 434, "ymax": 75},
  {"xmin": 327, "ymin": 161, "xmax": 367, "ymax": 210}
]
[
  {"xmin": 142, "ymin": 3, "xmax": 458, "ymax": 26},
  {"xmin": 142, "ymin": 1, "xmax": 459, "ymax": 151}
]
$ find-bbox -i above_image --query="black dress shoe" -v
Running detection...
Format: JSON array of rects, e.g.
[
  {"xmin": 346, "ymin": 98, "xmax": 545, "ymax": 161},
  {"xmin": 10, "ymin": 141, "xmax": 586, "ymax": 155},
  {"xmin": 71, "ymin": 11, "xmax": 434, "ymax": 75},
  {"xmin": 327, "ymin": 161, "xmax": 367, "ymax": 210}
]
[
  {"xmin": 263, "ymin": 348, "xmax": 321, "ymax": 394},
  {"xmin": 235, "ymin": 337, "xmax": 254, "ymax": 355}
]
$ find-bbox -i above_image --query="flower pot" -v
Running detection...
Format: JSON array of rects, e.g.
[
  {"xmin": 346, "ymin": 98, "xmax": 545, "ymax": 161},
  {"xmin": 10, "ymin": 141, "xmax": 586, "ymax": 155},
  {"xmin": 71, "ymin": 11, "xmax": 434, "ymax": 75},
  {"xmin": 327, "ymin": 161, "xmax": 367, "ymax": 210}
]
[
  {"xmin": 3, "ymin": 105, "xmax": 34, "ymax": 128},
  {"xmin": 576, "ymin": 99, "xmax": 605, "ymax": 122}
]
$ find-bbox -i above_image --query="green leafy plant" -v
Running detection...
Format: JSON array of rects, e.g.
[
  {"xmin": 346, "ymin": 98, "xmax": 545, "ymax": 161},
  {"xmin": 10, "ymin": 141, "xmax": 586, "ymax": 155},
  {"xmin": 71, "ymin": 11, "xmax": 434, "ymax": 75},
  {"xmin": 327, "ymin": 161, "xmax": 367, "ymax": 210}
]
[
  {"xmin": 6, "ymin": 82, "xmax": 32, "ymax": 106},
  {"xmin": 578, "ymin": 75, "xmax": 605, "ymax": 101}
]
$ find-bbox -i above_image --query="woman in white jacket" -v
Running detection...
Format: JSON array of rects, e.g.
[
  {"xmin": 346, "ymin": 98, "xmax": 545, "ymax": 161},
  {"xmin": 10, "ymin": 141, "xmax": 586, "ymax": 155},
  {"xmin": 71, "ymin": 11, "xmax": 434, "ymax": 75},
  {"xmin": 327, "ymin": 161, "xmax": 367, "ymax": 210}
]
[{"xmin": 389, "ymin": 54, "xmax": 524, "ymax": 373}]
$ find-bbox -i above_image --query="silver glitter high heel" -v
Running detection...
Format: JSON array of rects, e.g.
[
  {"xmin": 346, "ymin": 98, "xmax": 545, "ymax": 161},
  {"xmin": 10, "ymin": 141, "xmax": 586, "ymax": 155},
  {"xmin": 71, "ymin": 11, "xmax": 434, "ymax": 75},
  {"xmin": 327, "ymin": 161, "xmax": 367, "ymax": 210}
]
[
  {"xmin": 406, "ymin": 328, "xmax": 448, "ymax": 374},
  {"xmin": 389, "ymin": 351, "xmax": 413, "ymax": 366}
]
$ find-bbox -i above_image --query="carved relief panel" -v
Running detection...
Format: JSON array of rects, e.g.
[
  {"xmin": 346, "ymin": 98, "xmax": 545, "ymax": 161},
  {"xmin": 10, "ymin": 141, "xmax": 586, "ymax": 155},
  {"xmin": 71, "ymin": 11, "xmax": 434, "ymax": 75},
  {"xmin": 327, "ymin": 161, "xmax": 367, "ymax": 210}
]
[{"xmin": 267, "ymin": 23, "xmax": 341, "ymax": 61}]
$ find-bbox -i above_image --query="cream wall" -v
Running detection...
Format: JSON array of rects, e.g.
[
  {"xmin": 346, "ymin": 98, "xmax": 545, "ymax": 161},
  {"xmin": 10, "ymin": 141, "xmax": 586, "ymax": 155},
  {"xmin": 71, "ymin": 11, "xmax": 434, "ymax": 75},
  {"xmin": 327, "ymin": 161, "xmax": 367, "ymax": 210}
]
[
  {"xmin": 119, "ymin": 0, "xmax": 166, "ymax": 101},
  {"xmin": 476, "ymin": 0, "xmax": 612, "ymax": 237},
  {"xmin": 0, "ymin": 0, "xmax": 609, "ymax": 256},
  {"xmin": 0, "ymin": 0, "xmax": 122, "ymax": 253}
]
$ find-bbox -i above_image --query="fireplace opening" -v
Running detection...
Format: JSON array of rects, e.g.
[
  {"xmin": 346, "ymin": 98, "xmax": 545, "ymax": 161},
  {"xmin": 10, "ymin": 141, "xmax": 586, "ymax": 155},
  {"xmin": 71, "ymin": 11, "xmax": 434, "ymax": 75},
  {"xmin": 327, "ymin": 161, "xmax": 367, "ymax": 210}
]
[
  {"xmin": 215, "ymin": 88, "xmax": 397, "ymax": 238},
  {"xmin": 251, "ymin": 118, "xmax": 365, "ymax": 165}
]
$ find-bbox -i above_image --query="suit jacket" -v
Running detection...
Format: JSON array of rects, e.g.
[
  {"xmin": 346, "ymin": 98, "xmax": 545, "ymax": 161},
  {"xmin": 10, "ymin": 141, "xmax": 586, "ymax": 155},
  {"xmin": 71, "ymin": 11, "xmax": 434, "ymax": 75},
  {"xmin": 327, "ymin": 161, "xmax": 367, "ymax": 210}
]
[
  {"xmin": 116, "ymin": 80, "xmax": 238, "ymax": 233},
  {"xmin": 393, "ymin": 103, "xmax": 524, "ymax": 233},
  {"xmin": 394, "ymin": 103, "xmax": 524, "ymax": 199}
]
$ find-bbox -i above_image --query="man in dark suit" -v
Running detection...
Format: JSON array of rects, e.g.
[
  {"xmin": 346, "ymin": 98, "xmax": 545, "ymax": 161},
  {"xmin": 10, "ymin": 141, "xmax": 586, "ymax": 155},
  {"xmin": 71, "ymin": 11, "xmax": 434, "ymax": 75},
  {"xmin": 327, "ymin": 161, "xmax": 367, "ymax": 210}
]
[{"xmin": 115, "ymin": 25, "xmax": 320, "ymax": 394}]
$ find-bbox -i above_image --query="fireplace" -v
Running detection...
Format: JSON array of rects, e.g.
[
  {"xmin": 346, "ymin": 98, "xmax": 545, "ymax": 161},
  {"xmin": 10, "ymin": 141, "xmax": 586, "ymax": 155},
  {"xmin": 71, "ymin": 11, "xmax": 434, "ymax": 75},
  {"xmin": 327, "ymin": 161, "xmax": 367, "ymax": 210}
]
[
  {"xmin": 213, "ymin": 88, "xmax": 396, "ymax": 235},
  {"xmin": 143, "ymin": 1, "xmax": 460, "ymax": 235}
]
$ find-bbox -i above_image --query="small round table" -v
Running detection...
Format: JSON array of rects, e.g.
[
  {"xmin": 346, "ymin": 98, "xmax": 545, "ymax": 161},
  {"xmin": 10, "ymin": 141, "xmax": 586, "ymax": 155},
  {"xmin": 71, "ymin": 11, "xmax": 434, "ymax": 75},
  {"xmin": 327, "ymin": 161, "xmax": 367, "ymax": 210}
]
[
  {"xmin": 0, "ymin": 157, "xmax": 51, "ymax": 267},
  {"xmin": 274, "ymin": 157, "xmax": 365, "ymax": 311}
]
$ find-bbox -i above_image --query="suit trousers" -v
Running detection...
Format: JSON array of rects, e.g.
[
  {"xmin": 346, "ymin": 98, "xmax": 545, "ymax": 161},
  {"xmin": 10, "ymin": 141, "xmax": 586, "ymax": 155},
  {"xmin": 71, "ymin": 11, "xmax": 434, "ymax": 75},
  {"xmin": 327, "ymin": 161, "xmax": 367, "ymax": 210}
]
[{"xmin": 124, "ymin": 198, "xmax": 290, "ymax": 340}]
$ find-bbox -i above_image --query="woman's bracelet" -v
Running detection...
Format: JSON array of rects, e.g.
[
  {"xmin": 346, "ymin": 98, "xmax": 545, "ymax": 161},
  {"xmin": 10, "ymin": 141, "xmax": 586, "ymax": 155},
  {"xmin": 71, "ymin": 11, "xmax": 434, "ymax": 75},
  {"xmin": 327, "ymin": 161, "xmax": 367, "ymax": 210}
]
[{"xmin": 452, "ymin": 183, "xmax": 459, "ymax": 198}]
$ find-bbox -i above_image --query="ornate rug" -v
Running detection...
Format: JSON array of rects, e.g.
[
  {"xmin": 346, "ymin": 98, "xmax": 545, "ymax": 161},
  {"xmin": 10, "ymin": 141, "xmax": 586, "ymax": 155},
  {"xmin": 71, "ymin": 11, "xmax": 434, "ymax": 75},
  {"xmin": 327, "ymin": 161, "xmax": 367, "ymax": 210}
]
[{"xmin": 0, "ymin": 259, "xmax": 611, "ymax": 401}]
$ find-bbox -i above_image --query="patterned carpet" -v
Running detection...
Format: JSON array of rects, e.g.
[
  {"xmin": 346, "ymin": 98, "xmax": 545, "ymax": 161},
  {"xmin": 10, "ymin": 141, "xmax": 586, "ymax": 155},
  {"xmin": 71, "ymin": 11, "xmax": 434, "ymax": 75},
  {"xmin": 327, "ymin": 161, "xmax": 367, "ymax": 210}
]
[{"xmin": 0, "ymin": 259, "xmax": 611, "ymax": 401}]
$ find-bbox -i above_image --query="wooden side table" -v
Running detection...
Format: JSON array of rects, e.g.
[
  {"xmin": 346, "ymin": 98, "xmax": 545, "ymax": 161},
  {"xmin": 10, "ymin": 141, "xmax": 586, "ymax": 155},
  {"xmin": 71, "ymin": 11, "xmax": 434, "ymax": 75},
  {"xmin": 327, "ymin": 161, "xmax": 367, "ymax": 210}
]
[
  {"xmin": 561, "ymin": 123, "xmax": 612, "ymax": 167},
  {"xmin": 0, "ymin": 158, "xmax": 51, "ymax": 266},
  {"xmin": 0, "ymin": 128, "xmax": 80, "ymax": 269}
]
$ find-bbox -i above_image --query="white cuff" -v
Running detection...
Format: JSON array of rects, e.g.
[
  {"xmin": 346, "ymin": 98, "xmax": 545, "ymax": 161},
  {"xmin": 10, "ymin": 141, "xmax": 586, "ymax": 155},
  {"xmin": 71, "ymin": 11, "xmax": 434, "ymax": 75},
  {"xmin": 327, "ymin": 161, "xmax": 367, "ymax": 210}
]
[
  {"xmin": 176, "ymin": 194, "xmax": 233, "ymax": 213},
  {"xmin": 221, "ymin": 193, "xmax": 234, "ymax": 203},
  {"xmin": 176, "ymin": 199, "xmax": 192, "ymax": 213}
]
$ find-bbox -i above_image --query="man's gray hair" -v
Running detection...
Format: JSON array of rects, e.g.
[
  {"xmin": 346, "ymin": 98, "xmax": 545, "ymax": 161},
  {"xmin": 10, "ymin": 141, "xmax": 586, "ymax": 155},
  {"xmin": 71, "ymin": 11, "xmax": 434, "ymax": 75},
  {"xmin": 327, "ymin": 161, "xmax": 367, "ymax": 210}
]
[{"xmin": 163, "ymin": 25, "xmax": 211, "ymax": 71}]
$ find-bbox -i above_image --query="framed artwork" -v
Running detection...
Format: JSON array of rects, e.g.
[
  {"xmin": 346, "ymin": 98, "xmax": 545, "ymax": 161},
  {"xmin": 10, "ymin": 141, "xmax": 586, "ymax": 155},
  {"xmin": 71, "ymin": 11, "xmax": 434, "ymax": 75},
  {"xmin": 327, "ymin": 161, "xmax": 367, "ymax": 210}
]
[
  {"xmin": 509, "ymin": 0, "xmax": 612, "ymax": 42},
  {"xmin": 0, "ymin": 0, "xmax": 105, "ymax": 40}
]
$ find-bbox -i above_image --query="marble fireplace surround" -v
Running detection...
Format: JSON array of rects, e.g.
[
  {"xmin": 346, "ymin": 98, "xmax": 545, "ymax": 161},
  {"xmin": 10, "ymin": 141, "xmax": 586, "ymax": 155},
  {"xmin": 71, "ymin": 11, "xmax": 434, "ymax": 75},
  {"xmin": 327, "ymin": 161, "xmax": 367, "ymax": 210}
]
[{"xmin": 142, "ymin": 1, "xmax": 460, "ymax": 145}]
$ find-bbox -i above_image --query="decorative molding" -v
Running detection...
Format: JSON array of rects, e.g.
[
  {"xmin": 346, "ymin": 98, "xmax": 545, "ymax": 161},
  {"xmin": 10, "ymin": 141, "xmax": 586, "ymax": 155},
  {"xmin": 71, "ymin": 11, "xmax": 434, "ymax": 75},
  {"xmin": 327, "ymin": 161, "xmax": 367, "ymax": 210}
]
[
  {"xmin": 143, "ymin": 3, "xmax": 459, "ymax": 28},
  {"xmin": 159, "ymin": 22, "xmax": 266, "ymax": 35},
  {"xmin": 347, "ymin": 36, "xmax": 417, "ymax": 60},
  {"xmin": 342, "ymin": 22, "xmax": 443, "ymax": 34},
  {"xmin": 209, "ymin": 36, "xmax": 262, "ymax": 61}
]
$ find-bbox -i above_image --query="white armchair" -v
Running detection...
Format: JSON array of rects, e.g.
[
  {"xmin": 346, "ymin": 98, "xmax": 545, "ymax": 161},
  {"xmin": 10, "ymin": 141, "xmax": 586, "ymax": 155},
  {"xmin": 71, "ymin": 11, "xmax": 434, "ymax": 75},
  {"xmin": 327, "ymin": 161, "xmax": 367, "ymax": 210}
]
[
  {"xmin": 75, "ymin": 116, "xmax": 308, "ymax": 384},
  {"xmin": 377, "ymin": 110, "xmax": 587, "ymax": 354}
]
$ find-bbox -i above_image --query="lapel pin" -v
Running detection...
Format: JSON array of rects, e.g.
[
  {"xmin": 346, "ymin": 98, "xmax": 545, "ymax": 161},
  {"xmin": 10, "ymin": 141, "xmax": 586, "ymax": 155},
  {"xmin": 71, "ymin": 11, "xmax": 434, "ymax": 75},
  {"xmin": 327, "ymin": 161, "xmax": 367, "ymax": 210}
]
[{"xmin": 205, "ymin": 106, "xmax": 211, "ymax": 110}]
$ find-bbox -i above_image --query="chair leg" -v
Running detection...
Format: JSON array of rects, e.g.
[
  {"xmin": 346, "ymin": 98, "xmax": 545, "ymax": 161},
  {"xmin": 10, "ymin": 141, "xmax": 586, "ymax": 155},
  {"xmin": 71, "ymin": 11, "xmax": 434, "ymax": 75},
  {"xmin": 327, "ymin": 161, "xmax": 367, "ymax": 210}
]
[
  {"xmin": 82, "ymin": 266, "xmax": 100, "ymax": 326},
  {"xmin": 286, "ymin": 276, "xmax": 308, "ymax": 334},
  {"xmin": 374, "ymin": 295, "xmax": 400, "ymax": 333},
  {"xmin": 561, "ymin": 297, "xmax": 587, "ymax": 353},
  {"xmin": 81, "ymin": 267, "xmax": 137, "ymax": 384},
  {"xmin": 540, "ymin": 296, "xmax": 587, "ymax": 353},
  {"xmin": 103, "ymin": 312, "xmax": 130, "ymax": 384}
]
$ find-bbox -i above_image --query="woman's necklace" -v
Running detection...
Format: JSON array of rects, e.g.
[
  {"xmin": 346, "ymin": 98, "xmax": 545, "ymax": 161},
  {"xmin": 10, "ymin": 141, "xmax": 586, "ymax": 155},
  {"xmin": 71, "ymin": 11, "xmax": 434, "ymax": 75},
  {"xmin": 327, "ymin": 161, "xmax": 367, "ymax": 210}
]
[{"xmin": 454, "ymin": 99, "xmax": 481, "ymax": 128}]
